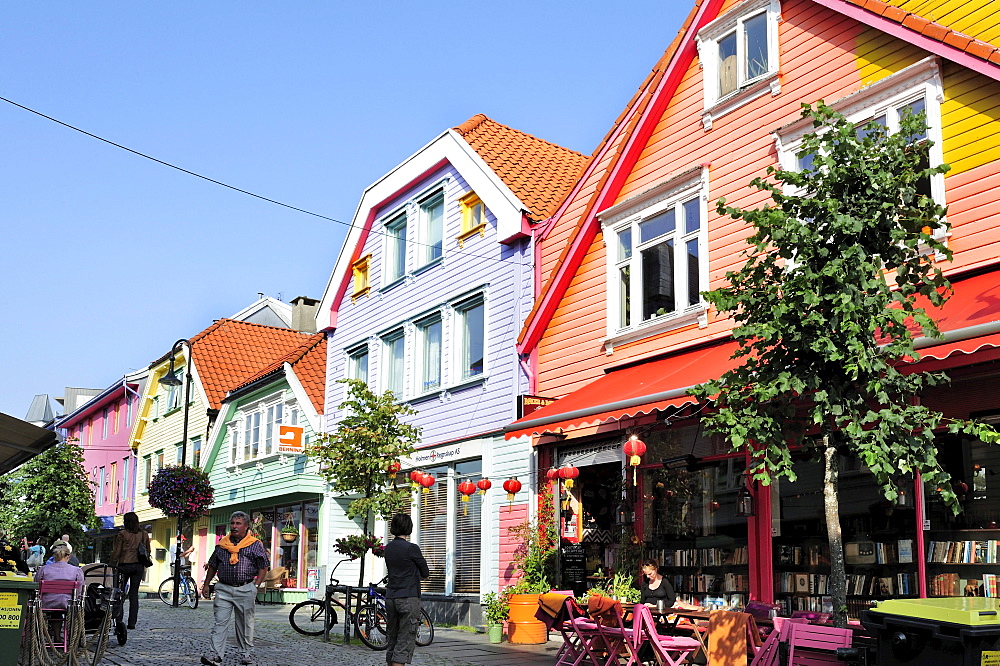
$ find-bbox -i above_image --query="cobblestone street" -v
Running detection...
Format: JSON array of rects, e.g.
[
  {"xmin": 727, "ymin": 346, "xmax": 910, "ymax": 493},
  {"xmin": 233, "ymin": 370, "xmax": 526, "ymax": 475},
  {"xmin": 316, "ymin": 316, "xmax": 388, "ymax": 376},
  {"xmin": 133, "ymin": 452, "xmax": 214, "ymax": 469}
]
[{"xmin": 81, "ymin": 599, "xmax": 557, "ymax": 666}]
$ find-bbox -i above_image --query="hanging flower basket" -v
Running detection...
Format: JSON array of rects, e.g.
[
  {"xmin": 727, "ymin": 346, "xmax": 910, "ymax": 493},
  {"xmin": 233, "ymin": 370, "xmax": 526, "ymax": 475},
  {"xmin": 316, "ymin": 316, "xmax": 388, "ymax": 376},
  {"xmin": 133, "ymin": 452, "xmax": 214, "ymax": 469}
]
[
  {"xmin": 333, "ymin": 534, "xmax": 385, "ymax": 560},
  {"xmin": 148, "ymin": 465, "xmax": 214, "ymax": 521},
  {"xmin": 280, "ymin": 527, "xmax": 299, "ymax": 543}
]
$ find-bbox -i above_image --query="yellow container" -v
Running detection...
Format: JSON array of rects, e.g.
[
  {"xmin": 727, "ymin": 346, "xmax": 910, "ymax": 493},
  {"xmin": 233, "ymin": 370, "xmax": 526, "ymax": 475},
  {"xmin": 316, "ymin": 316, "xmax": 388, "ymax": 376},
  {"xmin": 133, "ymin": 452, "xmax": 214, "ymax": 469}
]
[{"xmin": 872, "ymin": 597, "xmax": 1000, "ymax": 627}]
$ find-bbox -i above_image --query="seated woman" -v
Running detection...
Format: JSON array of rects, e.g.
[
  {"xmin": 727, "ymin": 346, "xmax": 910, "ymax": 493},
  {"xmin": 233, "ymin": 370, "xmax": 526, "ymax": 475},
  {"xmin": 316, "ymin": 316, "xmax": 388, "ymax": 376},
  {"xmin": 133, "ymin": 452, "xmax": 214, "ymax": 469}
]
[
  {"xmin": 640, "ymin": 559, "xmax": 676, "ymax": 609},
  {"xmin": 35, "ymin": 543, "xmax": 85, "ymax": 609}
]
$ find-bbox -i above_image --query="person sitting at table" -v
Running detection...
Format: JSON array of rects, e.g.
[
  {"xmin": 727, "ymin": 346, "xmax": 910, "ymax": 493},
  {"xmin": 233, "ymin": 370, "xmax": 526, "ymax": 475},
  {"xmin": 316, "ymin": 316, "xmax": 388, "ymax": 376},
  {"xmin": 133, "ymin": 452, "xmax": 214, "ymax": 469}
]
[{"xmin": 640, "ymin": 559, "xmax": 676, "ymax": 609}]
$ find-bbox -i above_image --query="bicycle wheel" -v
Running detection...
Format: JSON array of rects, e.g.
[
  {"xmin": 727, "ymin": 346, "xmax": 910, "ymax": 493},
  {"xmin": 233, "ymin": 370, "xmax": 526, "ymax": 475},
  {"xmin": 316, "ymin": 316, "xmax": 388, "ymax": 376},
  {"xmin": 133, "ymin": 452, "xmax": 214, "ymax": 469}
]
[
  {"xmin": 354, "ymin": 603, "xmax": 389, "ymax": 650},
  {"xmin": 289, "ymin": 598, "xmax": 344, "ymax": 636},
  {"xmin": 415, "ymin": 608, "xmax": 434, "ymax": 646},
  {"xmin": 184, "ymin": 577, "xmax": 199, "ymax": 609},
  {"xmin": 158, "ymin": 577, "xmax": 177, "ymax": 605}
]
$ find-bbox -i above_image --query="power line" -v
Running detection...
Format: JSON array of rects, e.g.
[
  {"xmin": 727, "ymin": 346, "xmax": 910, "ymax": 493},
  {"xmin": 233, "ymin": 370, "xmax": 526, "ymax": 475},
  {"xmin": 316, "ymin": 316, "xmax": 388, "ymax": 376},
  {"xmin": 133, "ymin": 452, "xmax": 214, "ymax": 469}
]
[{"xmin": 0, "ymin": 95, "xmax": 526, "ymax": 267}]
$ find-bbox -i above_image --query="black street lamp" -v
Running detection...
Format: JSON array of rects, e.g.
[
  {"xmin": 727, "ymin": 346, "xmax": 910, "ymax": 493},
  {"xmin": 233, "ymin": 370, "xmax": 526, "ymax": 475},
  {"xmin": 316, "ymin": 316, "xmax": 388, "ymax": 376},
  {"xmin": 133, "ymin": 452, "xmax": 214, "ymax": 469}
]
[{"xmin": 159, "ymin": 338, "xmax": 192, "ymax": 608}]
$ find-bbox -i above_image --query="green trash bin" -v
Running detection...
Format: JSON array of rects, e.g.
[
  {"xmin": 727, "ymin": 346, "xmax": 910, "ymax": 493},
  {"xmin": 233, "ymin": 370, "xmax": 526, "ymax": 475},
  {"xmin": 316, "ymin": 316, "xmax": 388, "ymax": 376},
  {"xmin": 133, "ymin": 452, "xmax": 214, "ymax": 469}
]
[
  {"xmin": 861, "ymin": 597, "xmax": 1000, "ymax": 666},
  {"xmin": 0, "ymin": 576, "xmax": 38, "ymax": 665}
]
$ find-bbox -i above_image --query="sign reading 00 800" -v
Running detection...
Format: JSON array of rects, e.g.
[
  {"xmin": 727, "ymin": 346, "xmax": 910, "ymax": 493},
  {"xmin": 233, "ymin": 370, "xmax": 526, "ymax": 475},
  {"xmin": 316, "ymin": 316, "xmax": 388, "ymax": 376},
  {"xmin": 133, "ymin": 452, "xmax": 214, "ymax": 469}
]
[{"xmin": 0, "ymin": 592, "xmax": 23, "ymax": 629}]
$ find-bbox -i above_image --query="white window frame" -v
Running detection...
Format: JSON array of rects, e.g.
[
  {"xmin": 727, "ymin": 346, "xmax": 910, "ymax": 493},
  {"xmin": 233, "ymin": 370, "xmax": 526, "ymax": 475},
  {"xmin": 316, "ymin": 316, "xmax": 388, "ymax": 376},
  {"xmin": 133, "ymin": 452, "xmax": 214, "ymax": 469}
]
[
  {"xmin": 600, "ymin": 167, "xmax": 710, "ymax": 350},
  {"xmin": 453, "ymin": 294, "xmax": 486, "ymax": 383},
  {"xmin": 774, "ymin": 57, "xmax": 947, "ymax": 239},
  {"xmin": 346, "ymin": 342, "xmax": 371, "ymax": 385},
  {"xmin": 417, "ymin": 188, "xmax": 445, "ymax": 267},
  {"xmin": 382, "ymin": 329, "xmax": 406, "ymax": 397},
  {"xmin": 102, "ymin": 408, "xmax": 109, "ymax": 439},
  {"xmin": 383, "ymin": 210, "xmax": 408, "ymax": 285},
  {"xmin": 229, "ymin": 392, "xmax": 288, "ymax": 465},
  {"xmin": 97, "ymin": 466, "xmax": 105, "ymax": 507},
  {"xmin": 697, "ymin": 0, "xmax": 781, "ymax": 128},
  {"xmin": 415, "ymin": 313, "xmax": 443, "ymax": 396},
  {"xmin": 165, "ymin": 369, "xmax": 185, "ymax": 412}
]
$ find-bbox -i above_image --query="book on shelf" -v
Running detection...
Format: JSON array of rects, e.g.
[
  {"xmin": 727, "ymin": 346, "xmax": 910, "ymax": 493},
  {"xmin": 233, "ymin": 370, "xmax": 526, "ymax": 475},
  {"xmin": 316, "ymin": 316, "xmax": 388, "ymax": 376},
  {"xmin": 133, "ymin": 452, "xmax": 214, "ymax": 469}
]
[
  {"xmin": 898, "ymin": 539, "xmax": 913, "ymax": 564},
  {"xmin": 925, "ymin": 539, "xmax": 999, "ymax": 564},
  {"xmin": 655, "ymin": 545, "xmax": 748, "ymax": 568}
]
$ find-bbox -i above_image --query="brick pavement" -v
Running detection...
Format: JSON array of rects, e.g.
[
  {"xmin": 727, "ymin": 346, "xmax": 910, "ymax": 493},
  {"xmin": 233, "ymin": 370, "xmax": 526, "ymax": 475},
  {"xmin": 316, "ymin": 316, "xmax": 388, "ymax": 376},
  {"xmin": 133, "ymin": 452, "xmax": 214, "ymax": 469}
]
[{"xmin": 82, "ymin": 598, "xmax": 558, "ymax": 666}]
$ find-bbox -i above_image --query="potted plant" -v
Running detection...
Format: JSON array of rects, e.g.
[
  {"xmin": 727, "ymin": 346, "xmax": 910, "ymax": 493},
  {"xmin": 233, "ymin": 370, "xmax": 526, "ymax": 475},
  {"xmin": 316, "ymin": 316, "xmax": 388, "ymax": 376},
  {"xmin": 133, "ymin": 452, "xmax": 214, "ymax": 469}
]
[
  {"xmin": 608, "ymin": 570, "xmax": 641, "ymax": 603},
  {"xmin": 482, "ymin": 591, "xmax": 508, "ymax": 643},
  {"xmin": 280, "ymin": 526, "xmax": 299, "ymax": 543}
]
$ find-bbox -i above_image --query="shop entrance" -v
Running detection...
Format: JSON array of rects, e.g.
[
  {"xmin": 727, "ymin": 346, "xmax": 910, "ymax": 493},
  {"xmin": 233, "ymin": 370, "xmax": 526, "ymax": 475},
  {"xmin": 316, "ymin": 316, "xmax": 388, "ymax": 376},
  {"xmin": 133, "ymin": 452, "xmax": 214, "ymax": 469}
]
[{"xmin": 558, "ymin": 461, "xmax": 623, "ymax": 594}]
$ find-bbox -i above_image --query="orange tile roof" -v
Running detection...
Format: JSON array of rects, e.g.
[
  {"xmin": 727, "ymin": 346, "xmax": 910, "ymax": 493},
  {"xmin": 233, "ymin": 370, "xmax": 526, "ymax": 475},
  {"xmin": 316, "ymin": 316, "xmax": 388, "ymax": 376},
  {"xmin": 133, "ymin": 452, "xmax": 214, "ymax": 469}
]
[
  {"xmin": 453, "ymin": 114, "xmax": 589, "ymax": 221},
  {"xmin": 183, "ymin": 319, "xmax": 320, "ymax": 411},
  {"xmin": 843, "ymin": 0, "xmax": 1000, "ymax": 64},
  {"xmin": 231, "ymin": 333, "xmax": 328, "ymax": 414}
]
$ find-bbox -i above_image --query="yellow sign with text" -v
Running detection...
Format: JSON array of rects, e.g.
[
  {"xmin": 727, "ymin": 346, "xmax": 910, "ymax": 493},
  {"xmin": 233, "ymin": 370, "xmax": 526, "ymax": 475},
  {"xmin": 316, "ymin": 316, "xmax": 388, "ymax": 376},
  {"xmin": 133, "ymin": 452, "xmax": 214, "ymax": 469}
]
[
  {"xmin": 277, "ymin": 425, "xmax": 305, "ymax": 454},
  {"xmin": 982, "ymin": 651, "xmax": 1000, "ymax": 666},
  {"xmin": 0, "ymin": 592, "xmax": 22, "ymax": 629}
]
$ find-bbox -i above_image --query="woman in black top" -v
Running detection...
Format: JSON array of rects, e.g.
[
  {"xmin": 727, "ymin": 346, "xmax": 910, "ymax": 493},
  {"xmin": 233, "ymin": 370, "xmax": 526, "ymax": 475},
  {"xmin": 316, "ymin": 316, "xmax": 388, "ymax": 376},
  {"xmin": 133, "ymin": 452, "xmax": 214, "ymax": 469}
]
[
  {"xmin": 639, "ymin": 559, "xmax": 676, "ymax": 608},
  {"xmin": 383, "ymin": 514, "xmax": 430, "ymax": 666}
]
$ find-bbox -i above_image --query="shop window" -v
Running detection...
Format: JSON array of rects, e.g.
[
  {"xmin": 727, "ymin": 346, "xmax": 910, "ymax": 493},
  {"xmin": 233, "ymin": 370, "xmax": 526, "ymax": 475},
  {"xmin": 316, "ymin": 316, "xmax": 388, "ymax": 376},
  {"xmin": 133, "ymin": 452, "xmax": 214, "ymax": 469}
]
[
  {"xmin": 276, "ymin": 505, "xmax": 302, "ymax": 586},
  {"xmin": 411, "ymin": 459, "xmax": 482, "ymax": 595},
  {"xmin": 771, "ymin": 456, "xmax": 916, "ymax": 618},
  {"xmin": 923, "ymin": 433, "xmax": 1000, "ymax": 597},
  {"xmin": 303, "ymin": 501, "xmax": 320, "ymax": 575}
]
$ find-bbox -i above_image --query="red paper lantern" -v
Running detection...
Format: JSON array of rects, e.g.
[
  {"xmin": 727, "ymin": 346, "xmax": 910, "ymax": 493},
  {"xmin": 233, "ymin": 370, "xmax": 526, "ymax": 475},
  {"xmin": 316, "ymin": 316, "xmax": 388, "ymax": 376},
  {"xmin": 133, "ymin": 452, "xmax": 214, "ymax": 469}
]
[
  {"xmin": 476, "ymin": 478, "xmax": 492, "ymax": 495},
  {"xmin": 623, "ymin": 435, "xmax": 647, "ymax": 484},
  {"xmin": 409, "ymin": 470, "xmax": 423, "ymax": 483},
  {"xmin": 502, "ymin": 478, "xmax": 522, "ymax": 509},
  {"xmin": 420, "ymin": 474, "xmax": 436, "ymax": 494},
  {"xmin": 458, "ymin": 481, "xmax": 476, "ymax": 500},
  {"xmin": 558, "ymin": 466, "xmax": 579, "ymax": 489},
  {"xmin": 458, "ymin": 480, "xmax": 476, "ymax": 515},
  {"xmin": 546, "ymin": 468, "xmax": 559, "ymax": 481},
  {"xmin": 387, "ymin": 461, "xmax": 401, "ymax": 480}
]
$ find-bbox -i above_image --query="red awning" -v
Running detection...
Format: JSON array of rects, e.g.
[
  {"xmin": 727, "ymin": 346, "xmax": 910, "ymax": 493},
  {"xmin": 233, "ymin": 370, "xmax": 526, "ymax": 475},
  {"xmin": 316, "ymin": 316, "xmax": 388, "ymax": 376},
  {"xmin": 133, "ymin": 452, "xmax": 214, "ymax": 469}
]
[
  {"xmin": 910, "ymin": 269, "xmax": 1000, "ymax": 362},
  {"xmin": 505, "ymin": 340, "xmax": 742, "ymax": 440}
]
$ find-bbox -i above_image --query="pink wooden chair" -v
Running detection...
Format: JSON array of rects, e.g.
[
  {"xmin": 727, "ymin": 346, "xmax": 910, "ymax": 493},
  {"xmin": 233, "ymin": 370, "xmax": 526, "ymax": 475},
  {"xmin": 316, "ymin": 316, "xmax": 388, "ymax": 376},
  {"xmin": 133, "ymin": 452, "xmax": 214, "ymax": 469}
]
[
  {"xmin": 785, "ymin": 623, "xmax": 853, "ymax": 666},
  {"xmin": 750, "ymin": 617, "xmax": 808, "ymax": 666},
  {"xmin": 632, "ymin": 603, "xmax": 702, "ymax": 666},
  {"xmin": 556, "ymin": 597, "xmax": 607, "ymax": 666},
  {"xmin": 38, "ymin": 579, "xmax": 82, "ymax": 652}
]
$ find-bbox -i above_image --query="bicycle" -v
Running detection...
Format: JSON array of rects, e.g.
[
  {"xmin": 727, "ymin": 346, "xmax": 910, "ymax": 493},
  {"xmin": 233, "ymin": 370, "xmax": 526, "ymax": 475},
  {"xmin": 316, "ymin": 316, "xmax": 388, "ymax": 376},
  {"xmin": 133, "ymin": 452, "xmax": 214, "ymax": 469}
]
[
  {"xmin": 288, "ymin": 560, "xmax": 433, "ymax": 649},
  {"xmin": 158, "ymin": 563, "xmax": 199, "ymax": 608}
]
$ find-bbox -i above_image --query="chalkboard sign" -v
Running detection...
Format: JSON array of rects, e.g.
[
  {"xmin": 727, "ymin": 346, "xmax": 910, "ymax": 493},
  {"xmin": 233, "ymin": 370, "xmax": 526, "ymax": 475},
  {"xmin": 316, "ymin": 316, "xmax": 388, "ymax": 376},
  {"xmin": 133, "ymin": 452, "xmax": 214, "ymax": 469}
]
[{"xmin": 561, "ymin": 543, "xmax": 586, "ymax": 585}]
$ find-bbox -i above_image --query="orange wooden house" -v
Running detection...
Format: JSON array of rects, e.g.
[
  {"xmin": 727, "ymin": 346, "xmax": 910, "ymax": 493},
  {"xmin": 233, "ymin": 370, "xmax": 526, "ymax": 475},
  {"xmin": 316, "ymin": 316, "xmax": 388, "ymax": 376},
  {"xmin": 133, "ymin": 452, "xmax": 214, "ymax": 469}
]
[{"xmin": 507, "ymin": 0, "xmax": 1000, "ymax": 614}]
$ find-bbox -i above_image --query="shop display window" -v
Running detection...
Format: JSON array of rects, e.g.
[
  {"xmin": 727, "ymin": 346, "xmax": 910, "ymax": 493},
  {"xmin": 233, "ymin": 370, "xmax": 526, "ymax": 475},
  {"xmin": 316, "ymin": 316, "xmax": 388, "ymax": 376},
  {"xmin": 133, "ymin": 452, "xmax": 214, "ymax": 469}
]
[
  {"xmin": 923, "ymin": 434, "xmax": 1000, "ymax": 597},
  {"xmin": 772, "ymin": 456, "xmax": 917, "ymax": 618}
]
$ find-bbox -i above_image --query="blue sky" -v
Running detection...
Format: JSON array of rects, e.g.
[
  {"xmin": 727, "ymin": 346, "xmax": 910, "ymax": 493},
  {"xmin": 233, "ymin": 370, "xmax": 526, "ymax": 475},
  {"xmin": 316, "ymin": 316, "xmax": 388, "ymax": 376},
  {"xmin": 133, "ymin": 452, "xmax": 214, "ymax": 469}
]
[{"xmin": 0, "ymin": 2, "xmax": 689, "ymax": 419}]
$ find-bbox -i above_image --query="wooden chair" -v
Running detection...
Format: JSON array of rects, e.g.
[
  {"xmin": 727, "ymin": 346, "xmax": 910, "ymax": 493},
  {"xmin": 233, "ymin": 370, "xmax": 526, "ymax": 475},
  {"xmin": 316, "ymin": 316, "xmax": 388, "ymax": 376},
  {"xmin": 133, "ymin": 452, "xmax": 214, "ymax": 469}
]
[
  {"xmin": 750, "ymin": 617, "xmax": 808, "ymax": 666},
  {"xmin": 556, "ymin": 597, "xmax": 606, "ymax": 666},
  {"xmin": 256, "ymin": 566, "xmax": 286, "ymax": 604},
  {"xmin": 785, "ymin": 623, "xmax": 853, "ymax": 666},
  {"xmin": 632, "ymin": 603, "xmax": 702, "ymax": 666}
]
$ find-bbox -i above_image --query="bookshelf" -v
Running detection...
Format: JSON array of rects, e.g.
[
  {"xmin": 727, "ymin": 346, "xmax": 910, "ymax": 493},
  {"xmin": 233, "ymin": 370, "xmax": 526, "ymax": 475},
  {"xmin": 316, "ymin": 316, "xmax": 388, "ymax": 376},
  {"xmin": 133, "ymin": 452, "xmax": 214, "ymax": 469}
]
[
  {"xmin": 647, "ymin": 539, "xmax": 749, "ymax": 608},
  {"xmin": 923, "ymin": 530, "xmax": 1000, "ymax": 597}
]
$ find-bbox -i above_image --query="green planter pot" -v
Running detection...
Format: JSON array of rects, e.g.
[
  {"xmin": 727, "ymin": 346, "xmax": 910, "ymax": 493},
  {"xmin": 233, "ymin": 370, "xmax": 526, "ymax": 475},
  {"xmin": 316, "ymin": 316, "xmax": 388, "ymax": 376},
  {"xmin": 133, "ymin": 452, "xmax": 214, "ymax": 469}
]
[{"xmin": 488, "ymin": 624, "xmax": 504, "ymax": 644}]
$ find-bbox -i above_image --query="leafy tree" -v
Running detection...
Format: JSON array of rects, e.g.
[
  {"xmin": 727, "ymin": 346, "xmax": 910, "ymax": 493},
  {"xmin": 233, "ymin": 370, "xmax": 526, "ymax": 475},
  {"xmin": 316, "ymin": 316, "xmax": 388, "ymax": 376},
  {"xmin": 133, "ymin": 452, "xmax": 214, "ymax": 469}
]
[
  {"xmin": 691, "ymin": 102, "xmax": 999, "ymax": 626},
  {"xmin": 307, "ymin": 379, "xmax": 421, "ymax": 585},
  {"xmin": 0, "ymin": 440, "xmax": 100, "ymax": 547}
]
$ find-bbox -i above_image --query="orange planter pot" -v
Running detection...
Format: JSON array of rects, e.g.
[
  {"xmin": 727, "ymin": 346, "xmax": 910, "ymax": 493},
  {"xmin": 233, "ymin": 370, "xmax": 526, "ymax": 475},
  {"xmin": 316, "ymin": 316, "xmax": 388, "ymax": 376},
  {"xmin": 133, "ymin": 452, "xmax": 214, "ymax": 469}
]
[{"xmin": 507, "ymin": 593, "xmax": 547, "ymax": 644}]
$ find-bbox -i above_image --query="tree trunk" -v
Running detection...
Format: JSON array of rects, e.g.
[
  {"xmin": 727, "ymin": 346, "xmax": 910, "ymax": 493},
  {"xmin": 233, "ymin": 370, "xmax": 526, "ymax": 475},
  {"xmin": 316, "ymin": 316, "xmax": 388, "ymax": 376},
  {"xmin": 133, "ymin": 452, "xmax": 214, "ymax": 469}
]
[{"xmin": 824, "ymin": 437, "xmax": 847, "ymax": 628}]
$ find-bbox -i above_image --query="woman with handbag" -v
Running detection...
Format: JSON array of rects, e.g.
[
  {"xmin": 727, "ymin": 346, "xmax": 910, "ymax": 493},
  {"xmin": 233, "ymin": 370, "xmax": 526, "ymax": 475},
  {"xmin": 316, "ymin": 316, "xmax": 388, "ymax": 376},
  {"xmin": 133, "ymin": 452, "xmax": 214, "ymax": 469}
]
[{"xmin": 110, "ymin": 511, "xmax": 151, "ymax": 629}]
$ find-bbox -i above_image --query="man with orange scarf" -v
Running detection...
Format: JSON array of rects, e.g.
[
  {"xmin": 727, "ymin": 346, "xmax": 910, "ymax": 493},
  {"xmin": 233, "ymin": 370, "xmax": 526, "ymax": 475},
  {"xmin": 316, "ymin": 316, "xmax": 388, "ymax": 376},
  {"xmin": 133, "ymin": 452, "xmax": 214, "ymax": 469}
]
[{"xmin": 200, "ymin": 511, "xmax": 269, "ymax": 666}]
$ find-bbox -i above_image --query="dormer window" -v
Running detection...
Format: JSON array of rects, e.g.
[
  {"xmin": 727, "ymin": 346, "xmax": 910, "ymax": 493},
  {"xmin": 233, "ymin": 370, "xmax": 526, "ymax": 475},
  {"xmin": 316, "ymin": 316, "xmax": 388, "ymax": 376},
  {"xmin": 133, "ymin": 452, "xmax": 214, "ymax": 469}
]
[
  {"xmin": 698, "ymin": 0, "xmax": 781, "ymax": 119},
  {"xmin": 352, "ymin": 254, "xmax": 371, "ymax": 302}
]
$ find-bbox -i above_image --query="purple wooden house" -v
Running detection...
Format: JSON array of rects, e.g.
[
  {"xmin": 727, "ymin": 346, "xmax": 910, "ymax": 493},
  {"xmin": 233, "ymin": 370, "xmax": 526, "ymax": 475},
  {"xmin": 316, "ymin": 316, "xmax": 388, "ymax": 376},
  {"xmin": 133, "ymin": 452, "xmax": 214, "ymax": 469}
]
[{"xmin": 316, "ymin": 115, "xmax": 586, "ymax": 623}]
